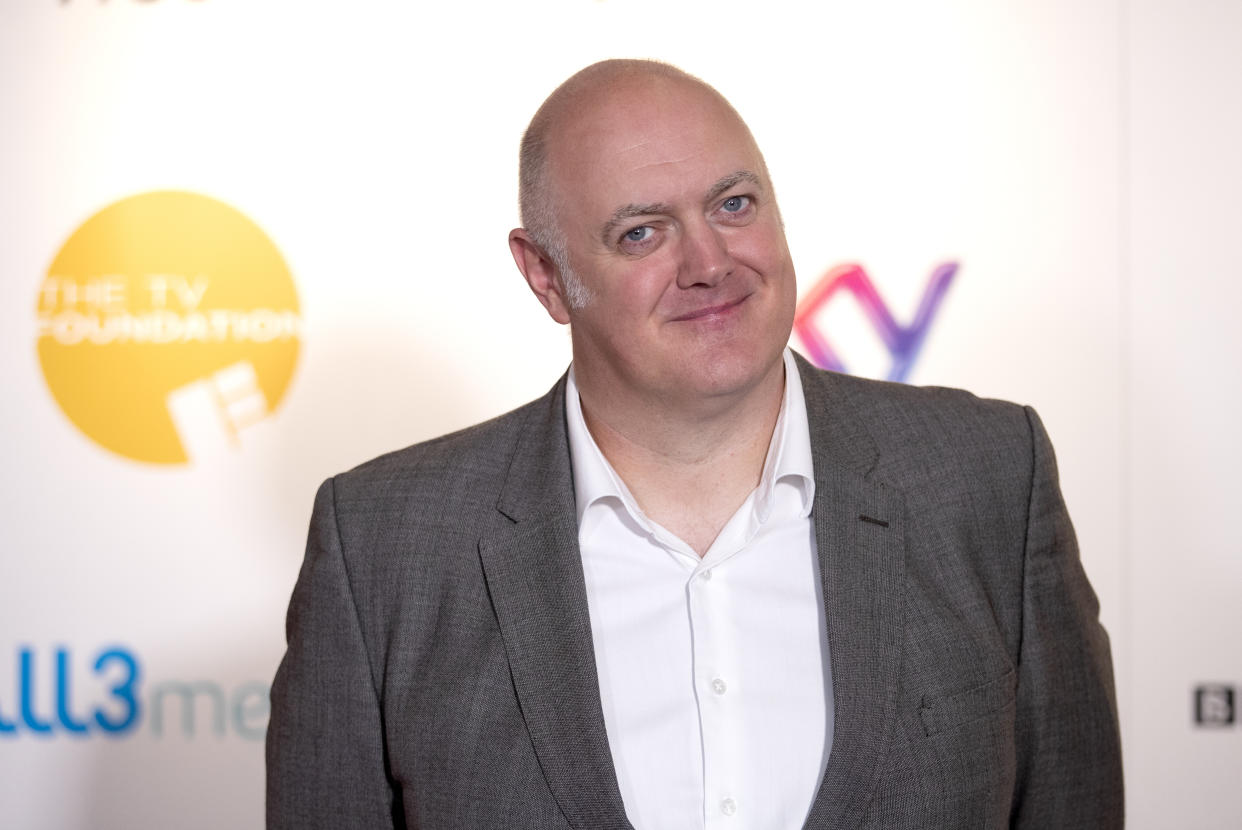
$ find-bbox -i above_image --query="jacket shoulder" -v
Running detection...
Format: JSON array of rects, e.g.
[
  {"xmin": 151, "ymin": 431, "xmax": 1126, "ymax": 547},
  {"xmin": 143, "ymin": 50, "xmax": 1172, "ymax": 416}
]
[
  {"xmin": 807, "ymin": 366, "xmax": 1033, "ymax": 452},
  {"xmin": 328, "ymin": 383, "xmax": 561, "ymax": 521},
  {"xmin": 799, "ymin": 364, "xmax": 1040, "ymax": 501}
]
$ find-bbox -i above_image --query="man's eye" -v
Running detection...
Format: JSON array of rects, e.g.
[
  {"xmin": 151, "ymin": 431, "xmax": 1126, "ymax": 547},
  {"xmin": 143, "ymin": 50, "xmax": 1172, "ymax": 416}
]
[
  {"xmin": 721, "ymin": 195, "xmax": 750, "ymax": 213},
  {"xmin": 624, "ymin": 226, "xmax": 653, "ymax": 243}
]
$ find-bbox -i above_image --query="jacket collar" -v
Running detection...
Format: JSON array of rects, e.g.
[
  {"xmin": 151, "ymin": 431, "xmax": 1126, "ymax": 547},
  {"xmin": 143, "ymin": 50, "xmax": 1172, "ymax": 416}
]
[
  {"xmin": 480, "ymin": 377, "xmax": 634, "ymax": 829},
  {"xmin": 795, "ymin": 354, "xmax": 908, "ymax": 828}
]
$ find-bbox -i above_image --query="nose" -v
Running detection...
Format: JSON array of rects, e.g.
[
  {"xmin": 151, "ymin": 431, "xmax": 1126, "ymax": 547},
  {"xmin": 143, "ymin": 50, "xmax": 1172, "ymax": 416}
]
[{"xmin": 676, "ymin": 220, "xmax": 733, "ymax": 289}]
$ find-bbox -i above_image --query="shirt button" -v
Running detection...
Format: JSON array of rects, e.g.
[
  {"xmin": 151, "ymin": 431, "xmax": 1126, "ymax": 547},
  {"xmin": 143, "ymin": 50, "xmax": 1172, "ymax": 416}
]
[
  {"xmin": 721, "ymin": 797, "xmax": 737, "ymax": 816},
  {"xmin": 700, "ymin": 569, "xmax": 713, "ymax": 581},
  {"xmin": 711, "ymin": 677, "xmax": 727, "ymax": 695}
]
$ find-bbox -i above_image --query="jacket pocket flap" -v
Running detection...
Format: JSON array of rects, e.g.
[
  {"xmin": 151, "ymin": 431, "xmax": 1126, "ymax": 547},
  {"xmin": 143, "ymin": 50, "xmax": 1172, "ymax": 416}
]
[{"xmin": 919, "ymin": 668, "xmax": 1016, "ymax": 737}]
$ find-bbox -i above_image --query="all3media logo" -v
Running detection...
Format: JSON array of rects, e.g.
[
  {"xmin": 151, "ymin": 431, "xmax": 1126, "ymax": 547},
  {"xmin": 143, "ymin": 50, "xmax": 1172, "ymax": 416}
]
[
  {"xmin": 0, "ymin": 645, "xmax": 268, "ymax": 741},
  {"xmin": 794, "ymin": 262, "xmax": 958, "ymax": 383},
  {"xmin": 36, "ymin": 191, "xmax": 301, "ymax": 465}
]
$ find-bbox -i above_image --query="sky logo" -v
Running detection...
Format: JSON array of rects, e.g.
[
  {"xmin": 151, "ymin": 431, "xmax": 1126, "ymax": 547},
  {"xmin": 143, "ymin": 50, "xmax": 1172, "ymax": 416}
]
[{"xmin": 793, "ymin": 262, "xmax": 958, "ymax": 383}]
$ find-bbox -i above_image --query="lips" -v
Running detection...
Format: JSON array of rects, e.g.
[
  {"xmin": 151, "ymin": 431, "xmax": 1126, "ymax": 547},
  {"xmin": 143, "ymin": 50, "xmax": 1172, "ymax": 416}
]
[{"xmin": 669, "ymin": 294, "xmax": 749, "ymax": 322}]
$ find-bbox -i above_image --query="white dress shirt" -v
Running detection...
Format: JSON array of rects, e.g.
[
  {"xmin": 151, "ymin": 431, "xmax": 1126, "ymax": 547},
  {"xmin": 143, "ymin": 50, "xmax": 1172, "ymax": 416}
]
[{"xmin": 566, "ymin": 349, "xmax": 833, "ymax": 830}]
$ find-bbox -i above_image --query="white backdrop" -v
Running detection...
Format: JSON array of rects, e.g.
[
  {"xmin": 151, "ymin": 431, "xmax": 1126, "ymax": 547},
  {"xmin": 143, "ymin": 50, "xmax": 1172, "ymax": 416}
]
[{"xmin": 0, "ymin": 1, "xmax": 1238, "ymax": 828}]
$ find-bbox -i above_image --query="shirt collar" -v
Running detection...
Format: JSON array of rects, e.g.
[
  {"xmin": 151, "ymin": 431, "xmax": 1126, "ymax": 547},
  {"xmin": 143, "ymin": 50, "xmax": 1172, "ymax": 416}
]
[
  {"xmin": 565, "ymin": 348, "xmax": 816, "ymax": 544},
  {"xmin": 756, "ymin": 348, "xmax": 816, "ymax": 523}
]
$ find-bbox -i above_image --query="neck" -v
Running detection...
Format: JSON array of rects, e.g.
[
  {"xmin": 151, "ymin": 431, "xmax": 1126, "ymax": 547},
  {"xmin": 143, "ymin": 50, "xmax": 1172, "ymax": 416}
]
[{"xmin": 575, "ymin": 356, "xmax": 786, "ymax": 555}]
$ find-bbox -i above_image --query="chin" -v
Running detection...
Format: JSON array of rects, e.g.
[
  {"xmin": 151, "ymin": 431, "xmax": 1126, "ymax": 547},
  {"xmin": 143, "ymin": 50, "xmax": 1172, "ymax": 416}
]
[{"xmin": 677, "ymin": 343, "xmax": 784, "ymax": 400}]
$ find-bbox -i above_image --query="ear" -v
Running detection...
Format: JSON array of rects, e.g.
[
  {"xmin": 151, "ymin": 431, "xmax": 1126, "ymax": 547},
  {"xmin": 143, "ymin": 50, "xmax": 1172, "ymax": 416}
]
[{"xmin": 509, "ymin": 228, "xmax": 572, "ymax": 325}]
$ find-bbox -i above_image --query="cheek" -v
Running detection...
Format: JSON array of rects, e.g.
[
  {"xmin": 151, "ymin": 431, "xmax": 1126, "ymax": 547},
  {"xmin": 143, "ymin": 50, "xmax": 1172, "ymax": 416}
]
[
  {"xmin": 728, "ymin": 224, "xmax": 791, "ymax": 271},
  {"xmin": 582, "ymin": 271, "xmax": 665, "ymax": 329},
  {"xmin": 618, "ymin": 260, "xmax": 680, "ymax": 307}
]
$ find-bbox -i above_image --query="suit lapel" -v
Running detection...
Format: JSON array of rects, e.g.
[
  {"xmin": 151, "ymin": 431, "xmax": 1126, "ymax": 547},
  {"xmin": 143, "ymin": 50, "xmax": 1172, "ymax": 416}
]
[
  {"xmin": 796, "ymin": 356, "xmax": 908, "ymax": 828},
  {"xmin": 477, "ymin": 379, "xmax": 633, "ymax": 830},
  {"xmin": 476, "ymin": 359, "xmax": 907, "ymax": 829}
]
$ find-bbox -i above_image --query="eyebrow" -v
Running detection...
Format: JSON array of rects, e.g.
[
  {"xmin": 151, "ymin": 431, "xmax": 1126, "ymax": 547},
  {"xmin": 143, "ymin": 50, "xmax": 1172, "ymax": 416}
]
[
  {"xmin": 705, "ymin": 170, "xmax": 762, "ymax": 204},
  {"xmin": 599, "ymin": 169, "xmax": 764, "ymax": 245},
  {"xmin": 600, "ymin": 201, "xmax": 673, "ymax": 245}
]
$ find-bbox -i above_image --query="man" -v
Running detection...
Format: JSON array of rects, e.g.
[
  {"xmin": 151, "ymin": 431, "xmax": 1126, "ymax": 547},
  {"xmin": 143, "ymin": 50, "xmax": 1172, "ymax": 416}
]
[{"xmin": 267, "ymin": 60, "xmax": 1123, "ymax": 829}]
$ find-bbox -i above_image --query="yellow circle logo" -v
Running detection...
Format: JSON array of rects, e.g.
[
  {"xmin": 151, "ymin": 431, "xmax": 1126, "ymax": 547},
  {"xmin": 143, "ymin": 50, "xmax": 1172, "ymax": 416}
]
[{"xmin": 36, "ymin": 191, "xmax": 301, "ymax": 465}]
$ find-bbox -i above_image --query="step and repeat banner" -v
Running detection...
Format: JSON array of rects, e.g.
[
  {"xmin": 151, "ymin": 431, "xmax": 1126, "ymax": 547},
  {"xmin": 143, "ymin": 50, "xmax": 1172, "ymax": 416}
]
[{"xmin": 1, "ymin": 1, "xmax": 1238, "ymax": 828}]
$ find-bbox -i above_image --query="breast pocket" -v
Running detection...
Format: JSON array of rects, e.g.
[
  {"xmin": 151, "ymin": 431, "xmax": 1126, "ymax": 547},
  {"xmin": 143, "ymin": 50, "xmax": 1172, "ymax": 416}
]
[{"xmin": 918, "ymin": 668, "xmax": 1016, "ymax": 737}]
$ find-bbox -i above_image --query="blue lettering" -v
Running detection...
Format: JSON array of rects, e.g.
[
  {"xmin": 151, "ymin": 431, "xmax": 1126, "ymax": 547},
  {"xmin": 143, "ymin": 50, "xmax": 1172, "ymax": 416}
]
[
  {"xmin": 2, "ymin": 646, "xmax": 269, "ymax": 740},
  {"xmin": 0, "ymin": 647, "xmax": 15, "ymax": 733},
  {"xmin": 230, "ymin": 682, "xmax": 270, "ymax": 741},
  {"xmin": 56, "ymin": 648, "xmax": 90, "ymax": 734},
  {"xmin": 149, "ymin": 681, "xmax": 224, "ymax": 737},
  {"xmin": 0, "ymin": 684, "xmax": 14, "ymax": 732},
  {"xmin": 19, "ymin": 647, "xmax": 54, "ymax": 734},
  {"xmin": 93, "ymin": 648, "xmax": 141, "ymax": 734}
]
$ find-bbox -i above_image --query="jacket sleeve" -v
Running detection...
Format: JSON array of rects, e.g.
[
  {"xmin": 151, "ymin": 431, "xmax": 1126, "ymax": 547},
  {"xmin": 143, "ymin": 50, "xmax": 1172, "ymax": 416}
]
[
  {"xmin": 1010, "ymin": 407, "xmax": 1124, "ymax": 828},
  {"xmin": 266, "ymin": 478, "xmax": 399, "ymax": 829}
]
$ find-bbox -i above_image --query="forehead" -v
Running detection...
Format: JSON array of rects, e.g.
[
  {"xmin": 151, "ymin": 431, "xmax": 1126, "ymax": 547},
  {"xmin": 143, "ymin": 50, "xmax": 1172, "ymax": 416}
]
[{"xmin": 545, "ymin": 77, "xmax": 764, "ymax": 211}]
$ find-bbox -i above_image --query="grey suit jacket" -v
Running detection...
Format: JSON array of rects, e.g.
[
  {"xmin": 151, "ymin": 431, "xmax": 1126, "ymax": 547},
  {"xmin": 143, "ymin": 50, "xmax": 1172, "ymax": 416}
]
[{"xmin": 267, "ymin": 356, "xmax": 1123, "ymax": 829}]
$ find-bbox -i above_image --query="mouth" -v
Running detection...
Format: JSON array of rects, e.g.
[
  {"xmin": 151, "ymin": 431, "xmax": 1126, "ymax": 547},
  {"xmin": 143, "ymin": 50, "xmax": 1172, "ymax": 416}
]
[{"xmin": 670, "ymin": 294, "xmax": 749, "ymax": 322}]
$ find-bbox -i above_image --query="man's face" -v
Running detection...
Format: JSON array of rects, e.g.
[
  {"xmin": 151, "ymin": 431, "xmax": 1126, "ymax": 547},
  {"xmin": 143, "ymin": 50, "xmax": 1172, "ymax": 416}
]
[{"xmin": 545, "ymin": 77, "xmax": 797, "ymax": 413}]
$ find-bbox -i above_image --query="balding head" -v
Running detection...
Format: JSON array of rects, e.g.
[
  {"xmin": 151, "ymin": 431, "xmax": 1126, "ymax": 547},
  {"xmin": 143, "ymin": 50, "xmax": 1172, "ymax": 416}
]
[
  {"xmin": 517, "ymin": 60, "xmax": 767, "ymax": 306},
  {"xmin": 507, "ymin": 59, "xmax": 796, "ymax": 411}
]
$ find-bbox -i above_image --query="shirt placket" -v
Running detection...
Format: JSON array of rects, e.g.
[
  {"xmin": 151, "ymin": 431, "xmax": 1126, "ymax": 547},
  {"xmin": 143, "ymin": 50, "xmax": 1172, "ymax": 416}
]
[{"xmin": 688, "ymin": 562, "xmax": 746, "ymax": 828}]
